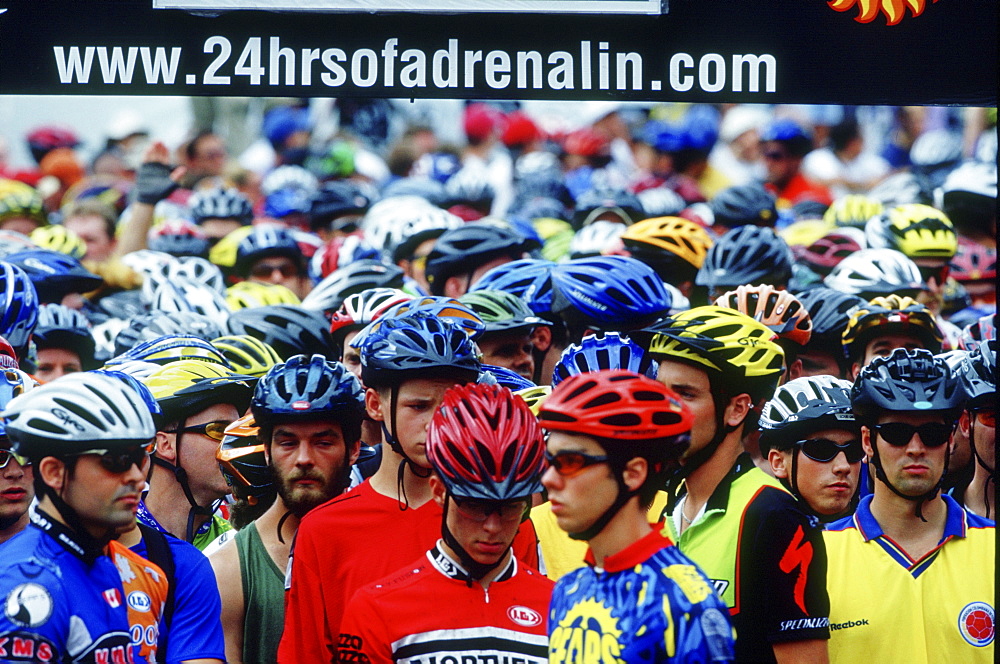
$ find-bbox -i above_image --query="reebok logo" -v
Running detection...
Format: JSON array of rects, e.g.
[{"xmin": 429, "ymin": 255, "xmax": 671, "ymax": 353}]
[{"xmin": 829, "ymin": 619, "xmax": 869, "ymax": 631}]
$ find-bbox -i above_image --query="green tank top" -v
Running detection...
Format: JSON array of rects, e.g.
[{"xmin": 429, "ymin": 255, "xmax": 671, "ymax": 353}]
[{"xmin": 236, "ymin": 521, "xmax": 286, "ymax": 664}]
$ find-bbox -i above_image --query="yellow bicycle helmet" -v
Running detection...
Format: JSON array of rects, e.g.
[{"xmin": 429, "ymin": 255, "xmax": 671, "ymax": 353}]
[
  {"xmin": 823, "ymin": 194, "xmax": 883, "ymax": 229},
  {"xmin": 211, "ymin": 335, "xmax": 283, "ymax": 378},
  {"xmin": 620, "ymin": 216, "xmax": 713, "ymax": 270},
  {"xmin": 141, "ymin": 359, "xmax": 254, "ymax": 423},
  {"xmin": 225, "ymin": 280, "xmax": 301, "ymax": 310},
  {"xmin": 30, "ymin": 224, "xmax": 87, "ymax": 259},
  {"xmin": 864, "ymin": 204, "xmax": 957, "ymax": 260},
  {"xmin": 0, "ymin": 179, "xmax": 47, "ymax": 227},
  {"xmin": 778, "ymin": 219, "xmax": 831, "ymax": 249},
  {"xmin": 513, "ymin": 384, "xmax": 552, "ymax": 416},
  {"xmin": 647, "ymin": 305, "xmax": 785, "ymax": 400},
  {"xmin": 209, "ymin": 225, "xmax": 255, "ymax": 272},
  {"xmin": 841, "ymin": 294, "xmax": 943, "ymax": 361}
]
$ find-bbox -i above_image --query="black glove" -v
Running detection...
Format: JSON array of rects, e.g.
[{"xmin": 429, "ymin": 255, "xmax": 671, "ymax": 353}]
[{"xmin": 134, "ymin": 162, "xmax": 179, "ymax": 205}]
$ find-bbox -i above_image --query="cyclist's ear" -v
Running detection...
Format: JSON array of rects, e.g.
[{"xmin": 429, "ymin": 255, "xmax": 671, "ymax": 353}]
[{"xmin": 768, "ymin": 449, "xmax": 789, "ymax": 479}]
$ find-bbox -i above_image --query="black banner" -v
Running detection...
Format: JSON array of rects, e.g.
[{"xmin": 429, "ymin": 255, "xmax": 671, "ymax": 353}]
[{"xmin": 0, "ymin": 0, "xmax": 994, "ymax": 105}]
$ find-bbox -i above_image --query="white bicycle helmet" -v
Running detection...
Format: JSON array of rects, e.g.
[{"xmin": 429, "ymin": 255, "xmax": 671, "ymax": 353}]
[
  {"xmin": 167, "ymin": 256, "xmax": 226, "ymax": 293},
  {"xmin": 151, "ymin": 279, "xmax": 232, "ymax": 321},
  {"xmin": 2, "ymin": 371, "xmax": 155, "ymax": 457},
  {"xmin": 823, "ymin": 248, "xmax": 926, "ymax": 297},
  {"xmin": 568, "ymin": 220, "xmax": 627, "ymax": 259}
]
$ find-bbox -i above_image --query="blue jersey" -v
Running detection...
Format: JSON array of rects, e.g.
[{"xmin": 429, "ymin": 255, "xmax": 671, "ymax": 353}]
[
  {"xmin": 0, "ymin": 511, "xmax": 135, "ymax": 663},
  {"xmin": 131, "ymin": 531, "xmax": 226, "ymax": 663},
  {"xmin": 548, "ymin": 527, "xmax": 735, "ymax": 664}
]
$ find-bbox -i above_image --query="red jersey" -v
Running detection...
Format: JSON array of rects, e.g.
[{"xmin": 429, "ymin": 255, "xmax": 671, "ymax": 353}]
[
  {"xmin": 339, "ymin": 542, "xmax": 552, "ymax": 664},
  {"xmin": 278, "ymin": 480, "xmax": 540, "ymax": 663},
  {"xmin": 764, "ymin": 172, "xmax": 832, "ymax": 209}
]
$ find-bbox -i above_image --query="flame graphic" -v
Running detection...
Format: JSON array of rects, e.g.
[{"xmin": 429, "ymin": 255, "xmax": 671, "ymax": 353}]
[{"xmin": 828, "ymin": 0, "xmax": 938, "ymax": 25}]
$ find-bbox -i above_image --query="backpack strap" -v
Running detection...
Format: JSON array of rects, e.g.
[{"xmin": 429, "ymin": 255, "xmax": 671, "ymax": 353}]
[{"xmin": 137, "ymin": 522, "xmax": 177, "ymax": 657}]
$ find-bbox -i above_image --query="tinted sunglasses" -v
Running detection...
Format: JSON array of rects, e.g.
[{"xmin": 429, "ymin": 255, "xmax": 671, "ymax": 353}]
[
  {"xmin": 451, "ymin": 495, "xmax": 530, "ymax": 523},
  {"xmin": 973, "ymin": 409, "xmax": 995, "ymax": 428},
  {"xmin": 250, "ymin": 262, "xmax": 298, "ymax": 279},
  {"xmin": 797, "ymin": 438, "xmax": 864, "ymax": 464},
  {"xmin": 872, "ymin": 422, "xmax": 953, "ymax": 448},
  {"xmin": 0, "ymin": 448, "xmax": 30, "ymax": 469},
  {"xmin": 544, "ymin": 450, "xmax": 609, "ymax": 477},
  {"xmin": 77, "ymin": 441, "xmax": 157, "ymax": 474},
  {"xmin": 916, "ymin": 263, "xmax": 949, "ymax": 285},
  {"xmin": 166, "ymin": 421, "xmax": 232, "ymax": 442}
]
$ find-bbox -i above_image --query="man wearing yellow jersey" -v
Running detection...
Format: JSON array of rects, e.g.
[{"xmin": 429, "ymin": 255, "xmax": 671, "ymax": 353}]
[{"xmin": 825, "ymin": 348, "xmax": 995, "ymax": 663}]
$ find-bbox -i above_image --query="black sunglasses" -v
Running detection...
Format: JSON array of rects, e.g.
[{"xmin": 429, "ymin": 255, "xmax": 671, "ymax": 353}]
[
  {"xmin": 873, "ymin": 422, "xmax": 953, "ymax": 448},
  {"xmin": 75, "ymin": 441, "xmax": 157, "ymax": 474},
  {"xmin": 450, "ymin": 495, "xmax": 530, "ymax": 523},
  {"xmin": 797, "ymin": 438, "xmax": 865, "ymax": 464},
  {"xmin": 544, "ymin": 450, "xmax": 609, "ymax": 477}
]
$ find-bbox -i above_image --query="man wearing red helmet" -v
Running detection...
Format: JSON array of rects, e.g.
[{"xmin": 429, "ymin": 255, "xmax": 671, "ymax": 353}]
[
  {"xmin": 540, "ymin": 369, "xmax": 735, "ymax": 663},
  {"xmin": 339, "ymin": 383, "xmax": 552, "ymax": 664}
]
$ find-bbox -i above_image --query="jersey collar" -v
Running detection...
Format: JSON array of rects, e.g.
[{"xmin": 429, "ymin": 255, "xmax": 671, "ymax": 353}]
[
  {"xmin": 30, "ymin": 507, "xmax": 104, "ymax": 565},
  {"xmin": 428, "ymin": 541, "xmax": 516, "ymax": 583},
  {"xmin": 853, "ymin": 493, "xmax": 968, "ymax": 543},
  {"xmin": 584, "ymin": 524, "xmax": 673, "ymax": 574}
]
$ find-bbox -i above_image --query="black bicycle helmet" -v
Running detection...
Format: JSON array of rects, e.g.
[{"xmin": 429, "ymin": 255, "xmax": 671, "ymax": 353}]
[
  {"xmin": 695, "ymin": 226, "xmax": 793, "ymax": 293},
  {"xmin": 309, "ymin": 180, "xmax": 374, "ymax": 233},
  {"xmin": 796, "ymin": 287, "xmax": 868, "ymax": 351},
  {"xmin": 33, "ymin": 303, "xmax": 96, "ymax": 367},
  {"xmin": 852, "ymin": 347, "xmax": 963, "ymax": 422},
  {"xmin": 571, "ymin": 188, "xmax": 646, "ymax": 228},
  {"xmin": 709, "ymin": 184, "xmax": 778, "ymax": 229},
  {"xmin": 300, "ymin": 259, "xmax": 405, "ymax": 314},
  {"xmin": 227, "ymin": 304, "xmax": 336, "ymax": 360},
  {"xmin": 424, "ymin": 222, "xmax": 533, "ymax": 296},
  {"xmin": 234, "ymin": 225, "xmax": 304, "ymax": 278},
  {"xmin": 251, "ymin": 353, "xmax": 365, "ymax": 443}
]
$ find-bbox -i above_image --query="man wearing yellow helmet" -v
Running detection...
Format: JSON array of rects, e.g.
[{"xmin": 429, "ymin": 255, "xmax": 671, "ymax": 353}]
[
  {"xmin": 139, "ymin": 360, "xmax": 254, "ymax": 550},
  {"xmin": 646, "ymin": 306, "xmax": 831, "ymax": 664}
]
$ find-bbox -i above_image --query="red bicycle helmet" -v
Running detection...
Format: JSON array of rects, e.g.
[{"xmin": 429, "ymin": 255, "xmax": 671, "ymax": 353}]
[
  {"xmin": 539, "ymin": 369, "xmax": 692, "ymax": 443},
  {"xmin": 426, "ymin": 383, "xmax": 545, "ymax": 501},
  {"xmin": 950, "ymin": 238, "xmax": 997, "ymax": 282}
]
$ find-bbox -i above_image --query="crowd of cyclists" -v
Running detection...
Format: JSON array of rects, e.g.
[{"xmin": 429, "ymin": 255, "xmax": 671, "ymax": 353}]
[{"xmin": 0, "ymin": 98, "xmax": 994, "ymax": 663}]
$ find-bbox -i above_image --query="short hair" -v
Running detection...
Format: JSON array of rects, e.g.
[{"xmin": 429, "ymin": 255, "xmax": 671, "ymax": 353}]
[{"xmin": 62, "ymin": 198, "xmax": 118, "ymax": 239}]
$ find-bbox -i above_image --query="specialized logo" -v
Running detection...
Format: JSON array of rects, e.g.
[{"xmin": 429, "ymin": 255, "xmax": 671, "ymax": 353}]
[
  {"xmin": 4, "ymin": 583, "xmax": 53, "ymax": 628},
  {"xmin": 550, "ymin": 598, "xmax": 623, "ymax": 664},
  {"xmin": 958, "ymin": 602, "xmax": 994, "ymax": 647},
  {"xmin": 127, "ymin": 591, "xmax": 152, "ymax": 613},
  {"xmin": 829, "ymin": 0, "xmax": 936, "ymax": 26},
  {"xmin": 508, "ymin": 605, "xmax": 543, "ymax": 628}
]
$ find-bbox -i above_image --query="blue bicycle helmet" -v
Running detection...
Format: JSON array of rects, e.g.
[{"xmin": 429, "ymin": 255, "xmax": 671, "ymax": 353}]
[
  {"xmin": 479, "ymin": 364, "xmax": 536, "ymax": 392},
  {"xmin": 355, "ymin": 312, "xmax": 481, "ymax": 389},
  {"xmin": 4, "ymin": 249, "xmax": 102, "ymax": 303},
  {"xmin": 469, "ymin": 258, "xmax": 556, "ymax": 316},
  {"xmin": 115, "ymin": 333, "xmax": 232, "ymax": 368},
  {"xmin": 0, "ymin": 262, "xmax": 39, "ymax": 357},
  {"xmin": 551, "ymin": 331, "xmax": 657, "ymax": 386},
  {"xmin": 551, "ymin": 255, "xmax": 672, "ymax": 331},
  {"xmin": 251, "ymin": 353, "xmax": 365, "ymax": 442}
]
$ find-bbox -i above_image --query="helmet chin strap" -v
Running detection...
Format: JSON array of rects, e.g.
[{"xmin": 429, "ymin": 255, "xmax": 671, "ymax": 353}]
[
  {"xmin": 441, "ymin": 495, "xmax": 507, "ymax": 586},
  {"xmin": 569, "ymin": 471, "xmax": 637, "ymax": 542},
  {"xmin": 43, "ymin": 468, "xmax": 115, "ymax": 561},
  {"xmin": 152, "ymin": 421, "xmax": 217, "ymax": 542},
  {"xmin": 382, "ymin": 384, "xmax": 431, "ymax": 512},
  {"xmin": 869, "ymin": 438, "xmax": 949, "ymax": 523},
  {"xmin": 665, "ymin": 397, "xmax": 740, "ymax": 514}
]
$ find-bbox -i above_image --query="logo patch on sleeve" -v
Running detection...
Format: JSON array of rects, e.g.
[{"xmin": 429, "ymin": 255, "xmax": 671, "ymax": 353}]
[
  {"xmin": 4, "ymin": 583, "xmax": 53, "ymax": 628},
  {"xmin": 958, "ymin": 602, "xmax": 994, "ymax": 647}
]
